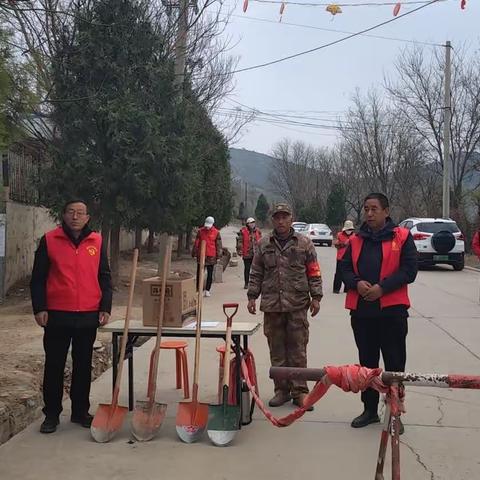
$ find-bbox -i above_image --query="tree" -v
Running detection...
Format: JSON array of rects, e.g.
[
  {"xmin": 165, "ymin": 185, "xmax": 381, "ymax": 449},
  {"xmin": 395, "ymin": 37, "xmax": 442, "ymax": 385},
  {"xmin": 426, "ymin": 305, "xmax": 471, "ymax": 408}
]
[
  {"xmin": 238, "ymin": 201, "xmax": 245, "ymax": 220},
  {"xmin": 386, "ymin": 45, "xmax": 480, "ymax": 211},
  {"xmin": 326, "ymin": 183, "xmax": 346, "ymax": 227},
  {"xmin": 255, "ymin": 194, "xmax": 269, "ymax": 223}
]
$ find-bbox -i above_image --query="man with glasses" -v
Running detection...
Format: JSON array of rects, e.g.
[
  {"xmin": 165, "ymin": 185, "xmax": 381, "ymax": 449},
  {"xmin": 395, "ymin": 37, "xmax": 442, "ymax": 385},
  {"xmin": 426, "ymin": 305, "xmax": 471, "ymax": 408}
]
[{"xmin": 30, "ymin": 200, "xmax": 112, "ymax": 434}]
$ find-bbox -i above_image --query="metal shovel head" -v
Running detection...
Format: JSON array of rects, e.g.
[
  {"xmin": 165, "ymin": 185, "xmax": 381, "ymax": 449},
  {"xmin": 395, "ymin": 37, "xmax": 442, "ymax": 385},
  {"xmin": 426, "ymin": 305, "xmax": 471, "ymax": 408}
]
[
  {"xmin": 175, "ymin": 401, "xmax": 209, "ymax": 443},
  {"xmin": 90, "ymin": 403, "xmax": 128, "ymax": 443},
  {"xmin": 131, "ymin": 400, "xmax": 167, "ymax": 442},
  {"xmin": 207, "ymin": 401, "xmax": 240, "ymax": 447}
]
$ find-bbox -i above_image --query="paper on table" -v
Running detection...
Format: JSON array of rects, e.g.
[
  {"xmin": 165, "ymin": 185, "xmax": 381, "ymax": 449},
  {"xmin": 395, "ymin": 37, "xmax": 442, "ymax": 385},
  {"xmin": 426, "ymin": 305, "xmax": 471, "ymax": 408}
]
[{"xmin": 183, "ymin": 321, "xmax": 219, "ymax": 329}]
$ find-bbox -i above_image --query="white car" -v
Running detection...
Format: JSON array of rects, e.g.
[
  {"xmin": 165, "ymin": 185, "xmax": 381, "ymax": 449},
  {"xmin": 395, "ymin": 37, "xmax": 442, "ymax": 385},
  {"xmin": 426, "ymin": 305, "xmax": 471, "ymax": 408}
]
[
  {"xmin": 301, "ymin": 223, "xmax": 333, "ymax": 246},
  {"xmin": 399, "ymin": 218, "xmax": 465, "ymax": 271},
  {"xmin": 292, "ymin": 222, "xmax": 307, "ymax": 233}
]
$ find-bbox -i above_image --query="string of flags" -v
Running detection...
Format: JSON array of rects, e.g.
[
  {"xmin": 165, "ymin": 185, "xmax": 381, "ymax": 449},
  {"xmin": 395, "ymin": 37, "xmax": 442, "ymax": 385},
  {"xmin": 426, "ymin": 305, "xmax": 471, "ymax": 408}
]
[{"xmin": 242, "ymin": 0, "xmax": 466, "ymax": 21}]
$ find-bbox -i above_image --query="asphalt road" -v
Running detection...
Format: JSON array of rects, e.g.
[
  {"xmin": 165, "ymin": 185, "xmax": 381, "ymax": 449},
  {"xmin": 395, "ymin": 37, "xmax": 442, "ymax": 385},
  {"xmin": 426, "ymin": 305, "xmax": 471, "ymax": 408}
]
[{"xmin": 1, "ymin": 226, "xmax": 479, "ymax": 480}]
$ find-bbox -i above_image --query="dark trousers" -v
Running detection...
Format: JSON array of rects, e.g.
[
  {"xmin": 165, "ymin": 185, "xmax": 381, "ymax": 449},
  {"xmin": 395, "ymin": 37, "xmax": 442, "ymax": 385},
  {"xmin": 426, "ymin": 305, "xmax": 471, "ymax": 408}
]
[
  {"xmin": 333, "ymin": 260, "xmax": 344, "ymax": 293},
  {"xmin": 196, "ymin": 264, "xmax": 214, "ymax": 291},
  {"xmin": 43, "ymin": 324, "xmax": 97, "ymax": 418},
  {"xmin": 351, "ymin": 313, "xmax": 408, "ymax": 412},
  {"xmin": 243, "ymin": 257, "xmax": 253, "ymax": 285}
]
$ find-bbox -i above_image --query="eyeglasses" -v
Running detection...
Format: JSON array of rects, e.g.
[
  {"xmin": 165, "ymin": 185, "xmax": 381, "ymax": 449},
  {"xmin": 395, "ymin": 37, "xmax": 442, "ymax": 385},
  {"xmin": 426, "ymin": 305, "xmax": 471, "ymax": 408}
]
[{"xmin": 65, "ymin": 210, "xmax": 88, "ymax": 217}]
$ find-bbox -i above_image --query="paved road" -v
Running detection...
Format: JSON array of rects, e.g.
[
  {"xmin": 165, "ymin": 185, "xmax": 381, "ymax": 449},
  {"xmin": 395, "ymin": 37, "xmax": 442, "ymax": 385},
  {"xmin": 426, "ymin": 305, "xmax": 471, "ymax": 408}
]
[{"xmin": 1, "ymin": 226, "xmax": 479, "ymax": 480}]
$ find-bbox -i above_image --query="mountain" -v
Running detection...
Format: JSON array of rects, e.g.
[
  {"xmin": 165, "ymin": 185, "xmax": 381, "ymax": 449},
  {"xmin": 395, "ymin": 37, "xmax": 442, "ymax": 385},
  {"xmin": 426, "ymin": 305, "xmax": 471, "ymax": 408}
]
[{"xmin": 228, "ymin": 147, "xmax": 280, "ymax": 218}]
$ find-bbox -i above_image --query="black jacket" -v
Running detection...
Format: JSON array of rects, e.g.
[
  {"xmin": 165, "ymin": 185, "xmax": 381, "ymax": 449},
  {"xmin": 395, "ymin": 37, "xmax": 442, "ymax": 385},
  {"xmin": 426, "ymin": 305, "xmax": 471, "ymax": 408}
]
[
  {"xmin": 340, "ymin": 218, "xmax": 417, "ymax": 318},
  {"xmin": 30, "ymin": 223, "xmax": 113, "ymax": 322}
]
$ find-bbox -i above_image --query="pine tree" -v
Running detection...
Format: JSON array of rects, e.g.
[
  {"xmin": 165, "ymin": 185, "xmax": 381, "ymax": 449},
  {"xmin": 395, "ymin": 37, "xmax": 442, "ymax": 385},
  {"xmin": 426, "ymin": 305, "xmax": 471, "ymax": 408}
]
[
  {"xmin": 326, "ymin": 183, "xmax": 347, "ymax": 227},
  {"xmin": 255, "ymin": 194, "xmax": 269, "ymax": 223}
]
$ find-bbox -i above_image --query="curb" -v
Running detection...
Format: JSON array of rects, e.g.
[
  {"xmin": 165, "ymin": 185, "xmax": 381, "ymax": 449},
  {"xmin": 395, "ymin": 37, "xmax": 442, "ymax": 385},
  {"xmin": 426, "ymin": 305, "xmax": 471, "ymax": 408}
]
[{"xmin": 465, "ymin": 266, "xmax": 480, "ymax": 272}]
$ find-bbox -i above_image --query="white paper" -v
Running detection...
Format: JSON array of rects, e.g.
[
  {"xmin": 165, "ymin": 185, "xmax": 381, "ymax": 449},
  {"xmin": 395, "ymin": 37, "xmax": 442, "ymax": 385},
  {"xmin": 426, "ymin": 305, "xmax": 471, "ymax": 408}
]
[{"xmin": 183, "ymin": 321, "xmax": 219, "ymax": 329}]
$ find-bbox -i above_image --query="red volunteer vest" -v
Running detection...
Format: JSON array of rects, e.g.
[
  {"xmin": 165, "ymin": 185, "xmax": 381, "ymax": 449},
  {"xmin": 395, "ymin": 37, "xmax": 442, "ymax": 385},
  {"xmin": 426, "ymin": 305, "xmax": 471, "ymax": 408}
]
[
  {"xmin": 45, "ymin": 227, "xmax": 102, "ymax": 311},
  {"xmin": 196, "ymin": 226, "xmax": 219, "ymax": 257},
  {"xmin": 336, "ymin": 231, "xmax": 354, "ymax": 260},
  {"xmin": 345, "ymin": 227, "xmax": 410, "ymax": 311},
  {"xmin": 240, "ymin": 227, "xmax": 262, "ymax": 257}
]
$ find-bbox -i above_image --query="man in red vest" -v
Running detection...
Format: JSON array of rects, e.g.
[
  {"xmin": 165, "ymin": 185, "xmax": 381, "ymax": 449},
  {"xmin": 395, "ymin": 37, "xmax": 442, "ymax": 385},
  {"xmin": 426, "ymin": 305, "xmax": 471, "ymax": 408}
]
[
  {"xmin": 472, "ymin": 227, "xmax": 480, "ymax": 260},
  {"xmin": 30, "ymin": 200, "xmax": 112, "ymax": 434},
  {"xmin": 237, "ymin": 217, "xmax": 262, "ymax": 289},
  {"xmin": 333, "ymin": 219, "xmax": 355, "ymax": 293},
  {"xmin": 192, "ymin": 216, "xmax": 222, "ymax": 297},
  {"xmin": 340, "ymin": 193, "xmax": 417, "ymax": 431}
]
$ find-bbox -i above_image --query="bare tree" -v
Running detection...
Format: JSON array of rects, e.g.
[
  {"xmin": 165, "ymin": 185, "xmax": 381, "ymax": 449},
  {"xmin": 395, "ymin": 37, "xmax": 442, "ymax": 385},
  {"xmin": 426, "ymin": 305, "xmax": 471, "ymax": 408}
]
[{"xmin": 385, "ymin": 45, "xmax": 480, "ymax": 211}]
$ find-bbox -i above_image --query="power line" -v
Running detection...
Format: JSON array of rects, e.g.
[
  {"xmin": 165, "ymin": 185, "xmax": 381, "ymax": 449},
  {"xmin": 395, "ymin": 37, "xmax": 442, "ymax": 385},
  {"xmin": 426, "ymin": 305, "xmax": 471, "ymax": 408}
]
[
  {"xmin": 229, "ymin": 14, "xmax": 443, "ymax": 47},
  {"xmin": 250, "ymin": 0, "xmax": 440, "ymax": 6},
  {"xmin": 211, "ymin": 0, "xmax": 442, "ymax": 76}
]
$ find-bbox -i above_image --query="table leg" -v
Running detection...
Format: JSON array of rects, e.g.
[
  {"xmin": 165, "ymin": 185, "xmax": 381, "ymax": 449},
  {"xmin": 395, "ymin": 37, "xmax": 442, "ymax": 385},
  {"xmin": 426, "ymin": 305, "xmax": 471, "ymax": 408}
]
[
  {"xmin": 233, "ymin": 334, "xmax": 242, "ymax": 429},
  {"xmin": 127, "ymin": 335, "xmax": 135, "ymax": 411}
]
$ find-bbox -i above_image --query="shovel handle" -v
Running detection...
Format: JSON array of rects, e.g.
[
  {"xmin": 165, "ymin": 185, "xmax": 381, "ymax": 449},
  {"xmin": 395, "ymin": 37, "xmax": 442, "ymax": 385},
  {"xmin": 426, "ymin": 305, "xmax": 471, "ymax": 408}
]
[{"xmin": 223, "ymin": 303, "xmax": 238, "ymax": 327}]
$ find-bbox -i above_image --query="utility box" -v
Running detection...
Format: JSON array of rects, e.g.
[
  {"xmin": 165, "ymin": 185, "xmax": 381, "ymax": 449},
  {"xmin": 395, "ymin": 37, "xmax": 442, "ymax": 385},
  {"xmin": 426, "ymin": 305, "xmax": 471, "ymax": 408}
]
[{"xmin": 143, "ymin": 272, "xmax": 196, "ymax": 327}]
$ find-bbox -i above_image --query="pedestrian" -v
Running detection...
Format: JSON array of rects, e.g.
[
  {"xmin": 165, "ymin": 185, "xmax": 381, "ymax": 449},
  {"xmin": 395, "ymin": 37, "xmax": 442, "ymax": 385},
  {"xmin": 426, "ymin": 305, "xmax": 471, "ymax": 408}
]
[
  {"xmin": 192, "ymin": 216, "xmax": 222, "ymax": 297},
  {"xmin": 247, "ymin": 203, "xmax": 323, "ymax": 410},
  {"xmin": 341, "ymin": 193, "xmax": 417, "ymax": 432},
  {"xmin": 30, "ymin": 199, "xmax": 112, "ymax": 434},
  {"xmin": 333, "ymin": 220, "xmax": 355, "ymax": 293},
  {"xmin": 472, "ymin": 226, "xmax": 480, "ymax": 260},
  {"xmin": 237, "ymin": 217, "xmax": 262, "ymax": 289}
]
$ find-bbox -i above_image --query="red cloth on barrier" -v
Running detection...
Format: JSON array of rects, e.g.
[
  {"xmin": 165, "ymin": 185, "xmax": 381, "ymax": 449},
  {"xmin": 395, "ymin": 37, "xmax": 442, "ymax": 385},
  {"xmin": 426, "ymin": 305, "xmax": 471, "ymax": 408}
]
[{"xmin": 241, "ymin": 363, "xmax": 405, "ymax": 428}]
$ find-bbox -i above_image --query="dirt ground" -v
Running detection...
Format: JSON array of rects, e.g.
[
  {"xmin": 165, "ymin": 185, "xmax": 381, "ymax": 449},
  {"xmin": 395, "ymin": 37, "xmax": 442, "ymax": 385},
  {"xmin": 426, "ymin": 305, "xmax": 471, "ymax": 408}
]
[{"xmin": 0, "ymin": 250, "xmax": 197, "ymax": 444}]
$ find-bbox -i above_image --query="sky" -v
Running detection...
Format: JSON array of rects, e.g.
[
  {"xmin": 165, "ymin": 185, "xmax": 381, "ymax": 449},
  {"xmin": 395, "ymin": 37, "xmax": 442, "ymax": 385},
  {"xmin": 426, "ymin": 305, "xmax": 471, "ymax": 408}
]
[{"xmin": 212, "ymin": 0, "xmax": 480, "ymax": 155}]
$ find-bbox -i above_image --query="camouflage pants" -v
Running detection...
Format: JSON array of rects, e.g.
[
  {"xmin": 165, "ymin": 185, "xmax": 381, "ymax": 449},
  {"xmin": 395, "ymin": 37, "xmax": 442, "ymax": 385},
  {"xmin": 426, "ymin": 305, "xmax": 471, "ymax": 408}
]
[{"xmin": 263, "ymin": 309, "xmax": 309, "ymax": 397}]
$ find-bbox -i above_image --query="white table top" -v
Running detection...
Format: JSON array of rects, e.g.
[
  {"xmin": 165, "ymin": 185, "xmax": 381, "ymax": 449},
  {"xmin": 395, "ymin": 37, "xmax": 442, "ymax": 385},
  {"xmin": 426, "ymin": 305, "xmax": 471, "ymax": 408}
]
[{"xmin": 100, "ymin": 320, "xmax": 262, "ymax": 337}]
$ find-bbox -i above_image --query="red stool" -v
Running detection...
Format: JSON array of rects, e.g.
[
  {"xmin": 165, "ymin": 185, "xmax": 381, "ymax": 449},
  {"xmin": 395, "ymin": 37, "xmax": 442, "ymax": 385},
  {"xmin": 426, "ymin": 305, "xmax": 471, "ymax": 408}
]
[
  {"xmin": 215, "ymin": 344, "xmax": 235, "ymax": 403},
  {"xmin": 159, "ymin": 341, "xmax": 190, "ymax": 399}
]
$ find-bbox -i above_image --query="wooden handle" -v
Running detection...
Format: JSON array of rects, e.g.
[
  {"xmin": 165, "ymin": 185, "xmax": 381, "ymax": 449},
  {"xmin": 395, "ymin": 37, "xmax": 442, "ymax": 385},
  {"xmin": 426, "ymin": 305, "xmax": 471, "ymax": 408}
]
[
  {"xmin": 192, "ymin": 240, "xmax": 206, "ymax": 398},
  {"xmin": 112, "ymin": 248, "xmax": 138, "ymax": 406},
  {"xmin": 222, "ymin": 316, "xmax": 234, "ymax": 388},
  {"xmin": 148, "ymin": 237, "xmax": 172, "ymax": 402}
]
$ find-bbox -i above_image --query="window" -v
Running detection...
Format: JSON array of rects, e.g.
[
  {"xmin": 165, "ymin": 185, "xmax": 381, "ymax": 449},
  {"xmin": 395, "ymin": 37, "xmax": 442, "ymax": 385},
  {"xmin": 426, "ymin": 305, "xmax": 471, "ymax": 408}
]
[{"xmin": 416, "ymin": 222, "xmax": 459, "ymax": 234}]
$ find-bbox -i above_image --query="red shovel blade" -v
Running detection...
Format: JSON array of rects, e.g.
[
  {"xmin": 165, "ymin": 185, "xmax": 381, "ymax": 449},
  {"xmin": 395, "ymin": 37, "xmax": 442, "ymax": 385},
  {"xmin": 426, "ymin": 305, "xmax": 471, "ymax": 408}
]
[{"xmin": 90, "ymin": 403, "xmax": 128, "ymax": 443}]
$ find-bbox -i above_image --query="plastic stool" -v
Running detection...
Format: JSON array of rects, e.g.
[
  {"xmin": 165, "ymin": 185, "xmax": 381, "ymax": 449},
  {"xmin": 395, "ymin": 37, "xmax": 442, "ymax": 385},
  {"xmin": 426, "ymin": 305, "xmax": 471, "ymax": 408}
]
[
  {"xmin": 159, "ymin": 341, "xmax": 190, "ymax": 399},
  {"xmin": 215, "ymin": 344, "xmax": 235, "ymax": 403}
]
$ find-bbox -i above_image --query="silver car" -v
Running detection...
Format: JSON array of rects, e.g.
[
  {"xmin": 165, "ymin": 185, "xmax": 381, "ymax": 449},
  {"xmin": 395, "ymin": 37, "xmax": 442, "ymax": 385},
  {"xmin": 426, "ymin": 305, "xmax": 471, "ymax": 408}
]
[
  {"xmin": 301, "ymin": 223, "xmax": 333, "ymax": 246},
  {"xmin": 292, "ymin": 222, "xmax": 307, "ymax": 233}
]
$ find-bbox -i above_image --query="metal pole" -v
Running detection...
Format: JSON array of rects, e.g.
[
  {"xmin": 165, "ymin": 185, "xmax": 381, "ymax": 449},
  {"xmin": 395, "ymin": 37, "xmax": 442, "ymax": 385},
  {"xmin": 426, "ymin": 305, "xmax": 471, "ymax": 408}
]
[{"xmin": 442, "ymin": 40, "xmax": 452, "ymax": 219}]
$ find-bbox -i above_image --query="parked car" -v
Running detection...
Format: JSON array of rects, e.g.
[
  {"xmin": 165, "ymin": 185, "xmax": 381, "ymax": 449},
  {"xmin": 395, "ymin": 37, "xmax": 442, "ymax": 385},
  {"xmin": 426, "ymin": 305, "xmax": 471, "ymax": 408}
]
[
  {"xmin": 292, "ymin": 222, "xmax": 307, "ymax": 233},
  {"xmin": 301, "ymin": 223, "xmax": 333, "ymax": 246},
  {"xmin": 399, "ymin": 218, "xmax": 465, "ymax": 271}
]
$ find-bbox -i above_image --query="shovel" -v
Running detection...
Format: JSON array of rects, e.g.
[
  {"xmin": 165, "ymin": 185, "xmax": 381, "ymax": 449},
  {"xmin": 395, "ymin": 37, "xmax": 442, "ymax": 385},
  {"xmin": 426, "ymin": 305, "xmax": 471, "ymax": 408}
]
[
  {"xmin": 176, "ymin": 240, "xmax": 209, "ymax": 443},
  {"xmin": 131, "ymin": 238, "xmax": 171, "ymax": 441},
  {"xmin": 91, "ymin": 248, "xmax": 139, "ymax": 443},
  {"xmin": 207, "ymin": 303, "xmax": 241, "ymax": 447}
]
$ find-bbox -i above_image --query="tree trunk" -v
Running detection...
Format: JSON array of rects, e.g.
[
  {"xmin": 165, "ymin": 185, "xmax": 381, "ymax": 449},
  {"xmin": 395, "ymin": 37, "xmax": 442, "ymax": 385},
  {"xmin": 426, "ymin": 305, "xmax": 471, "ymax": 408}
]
[
  {"xmin": 101, "ymin": 218, "xmax": 110, "ymax": 249},
  {"xmin": 110, "ymin": 222, "xmax": 121, "ymax": 287},
  {"xmin": 177, "ymin": 232, "xmax": 184, "ymax": 258},
  {"xmin": 135, "ymin": 227, "xmax": 143, "ymax": 248},
  {"xmin": 147, "ymin": 229, "xmax": 155, "ymax": 253},
  {"xmin": 185, "ymin": 229, "xmax": 192, "ymax": 254}
]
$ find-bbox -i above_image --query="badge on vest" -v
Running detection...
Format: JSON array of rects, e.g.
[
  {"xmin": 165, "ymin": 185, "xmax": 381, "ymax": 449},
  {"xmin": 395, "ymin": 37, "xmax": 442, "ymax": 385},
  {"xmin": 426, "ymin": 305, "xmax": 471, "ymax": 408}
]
[
  {"xmin": 87, "ymin": 246, "xmax": 98, "ymax": 256},
  {"xmin": 391, "ymin": 240, "xmax": 399, "ymax": 251}
]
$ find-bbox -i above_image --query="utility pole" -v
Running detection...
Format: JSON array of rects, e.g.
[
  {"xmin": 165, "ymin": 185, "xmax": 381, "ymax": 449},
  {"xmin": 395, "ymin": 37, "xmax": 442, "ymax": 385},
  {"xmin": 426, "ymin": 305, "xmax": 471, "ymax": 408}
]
[
  {"xmin": 442, "ymin": 40, "xmax": 452, "ymax": 219},
  {"xmin": 244, "ymin": 182, "xmax": 248, "ymax": 219},
  {"xmin": 158, "ymin": 0, "xmax": 190, "ymax": 276}
]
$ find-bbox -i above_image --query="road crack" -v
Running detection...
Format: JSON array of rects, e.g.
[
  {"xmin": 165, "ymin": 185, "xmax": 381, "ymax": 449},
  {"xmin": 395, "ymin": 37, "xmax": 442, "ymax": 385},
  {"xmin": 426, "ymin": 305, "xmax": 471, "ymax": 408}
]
[
  {"xmin": 436, "ymin": 397, "xmax": 445, "ymax": 426},
  {"xmin": 401, "ymin": 440, "xmax": 436, "ymax": 480}
]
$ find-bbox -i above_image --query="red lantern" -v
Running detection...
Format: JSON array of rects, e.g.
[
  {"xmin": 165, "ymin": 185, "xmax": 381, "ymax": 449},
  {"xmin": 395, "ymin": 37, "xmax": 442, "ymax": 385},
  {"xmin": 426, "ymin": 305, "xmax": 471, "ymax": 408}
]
[
  {"xmin": 243, "ymin": 0, "xmax": 248, "ymax": 12},
  {"xmin": 280, "ymin": 2, "xmax": 285, "ymax": 14},
  {"xmin": 393, "ymin": 2, "xmax": 401, "ymax": 16},
  {"xmin": 460, "ymin": 0, "xmax": 466, "ymax": 9}
]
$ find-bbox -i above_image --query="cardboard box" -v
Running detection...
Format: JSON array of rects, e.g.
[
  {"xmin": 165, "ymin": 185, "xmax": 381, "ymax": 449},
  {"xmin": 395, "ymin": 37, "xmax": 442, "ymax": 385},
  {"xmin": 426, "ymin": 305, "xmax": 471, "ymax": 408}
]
[{"xmin": 143, "ymin": 272, "xmax": 197, "ymax": 327}]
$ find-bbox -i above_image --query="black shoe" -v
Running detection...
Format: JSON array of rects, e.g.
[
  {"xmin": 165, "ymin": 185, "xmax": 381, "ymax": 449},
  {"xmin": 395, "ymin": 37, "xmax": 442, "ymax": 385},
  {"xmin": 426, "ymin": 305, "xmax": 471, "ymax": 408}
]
[
  {"xmin": 71, "ymin": 413, "xmax": 94, "ymax": 428},
  {"xmin": 40, "ymin": 416, "xmax": 59, "ymax": 434},
  {"xmin": 268, "ymin": 392, "xmax": 291, "ymax": 407},
  {"xmin": 351, "ymin": 410, "xmax": 380, "ymax": 428},
  {"xmin": 292, "ymin": 394, "xmax": 314, "ymax": 412},
  {"xmin": 244, "ymin": 284, "xmax": 248, "ymax": 290},
  {"xmin": 333, "ymin": 290, "xmax": 340, "ymax": 294}
]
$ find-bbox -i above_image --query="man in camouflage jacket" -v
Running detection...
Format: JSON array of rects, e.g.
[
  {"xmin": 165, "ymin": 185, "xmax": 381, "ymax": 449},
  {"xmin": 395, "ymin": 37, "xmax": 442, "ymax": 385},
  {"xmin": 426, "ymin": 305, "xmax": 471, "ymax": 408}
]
[{"xmin": 247, "ymin": 203, "xmax": 323, "ymax": 409}]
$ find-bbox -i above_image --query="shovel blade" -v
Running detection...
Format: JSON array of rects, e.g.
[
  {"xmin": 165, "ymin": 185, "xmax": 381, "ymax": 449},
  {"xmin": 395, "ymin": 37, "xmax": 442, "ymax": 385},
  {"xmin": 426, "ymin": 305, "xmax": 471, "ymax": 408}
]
[
  {"xmin": 90, "ymin": 403, "xmax": 128, "ymax": 443},
  {"xmin": 207, "ymin": 429, "xmax": 237, "ymax": 447},
  {"xmin": 175, "ymin": 401, "xmax": 209, "ymax": 443},
  {"xmin": 207, "ymin": 403, "xmax": 240, "ymax": 446},
  {"xmin": 131, "ymin": 401, "xmax": 167, "ymax": 442}
]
